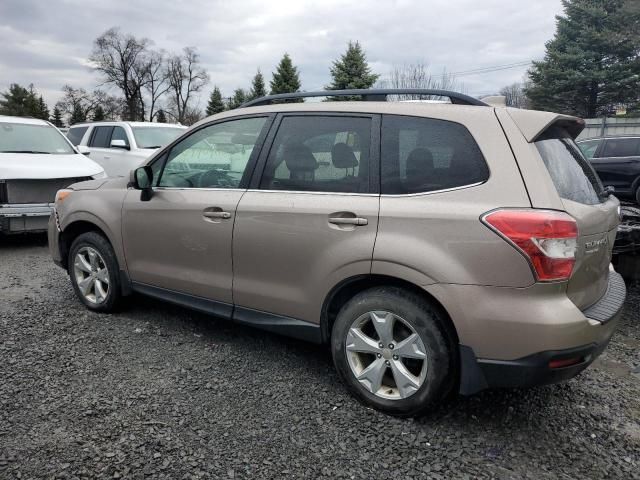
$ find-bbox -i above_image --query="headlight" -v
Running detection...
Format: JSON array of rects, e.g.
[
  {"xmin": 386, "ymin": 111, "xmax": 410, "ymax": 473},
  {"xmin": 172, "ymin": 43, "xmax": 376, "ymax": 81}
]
[
  {"xmin": 92, "ymin": 170, "xmax": 107, "ymax": 179},
  {"xmin": 55, "ymin": 189, "xmax": 73, "ymax": 204}
]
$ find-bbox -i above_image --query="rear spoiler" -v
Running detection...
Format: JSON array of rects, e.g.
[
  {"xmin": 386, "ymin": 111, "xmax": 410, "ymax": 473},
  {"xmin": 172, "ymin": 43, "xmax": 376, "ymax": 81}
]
[{"xmin": 505, "ymin": 107, "xmax": 585, "ymax": 142}]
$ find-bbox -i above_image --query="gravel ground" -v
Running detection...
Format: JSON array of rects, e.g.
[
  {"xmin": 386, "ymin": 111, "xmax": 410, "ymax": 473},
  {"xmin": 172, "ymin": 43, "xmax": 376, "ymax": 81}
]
[{"xmin": 1, "ymin": 235, "xmax": 639, "ymax": 480}]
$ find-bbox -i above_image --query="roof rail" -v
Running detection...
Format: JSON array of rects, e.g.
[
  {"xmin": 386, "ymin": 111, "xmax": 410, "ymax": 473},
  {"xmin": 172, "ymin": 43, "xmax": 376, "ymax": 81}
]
[{"xmin": 240, "ymin": 89, "xmax": 488, "ymax": 108}]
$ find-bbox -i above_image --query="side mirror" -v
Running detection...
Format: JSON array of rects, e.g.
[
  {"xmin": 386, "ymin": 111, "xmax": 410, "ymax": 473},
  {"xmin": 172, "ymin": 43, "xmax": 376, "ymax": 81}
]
[
  {"xmin": 604, "ymin": 185, "xmax": 616, "ymax": 196},
  {"xmin": 111, "ymin": 139, "xmax": 130, "ymax": 150},
  {"xmin": 77, "ymin": 145, "xmax": 91, "ymax": 155},
  {"xmin": 132, "ymin": 166, "xmax": 154, "ymax": 201}
]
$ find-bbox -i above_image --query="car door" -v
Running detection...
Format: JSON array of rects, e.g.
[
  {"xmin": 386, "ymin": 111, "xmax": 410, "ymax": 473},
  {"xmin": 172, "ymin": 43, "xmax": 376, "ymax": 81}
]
[
  {"xmin": 589, "ymin": 137, "xmax": 640, "ymax": 194},
  {"xmin": 232, "ymin": 113, "xmax": 380, "ymax": 330},
  {"xmin": 122, "ymin": 115, "xmax": 272, "ymax": 315},
  {"xmin": 86, "ymin": 125, "xmax": 115, "ymax": 175},
  {"xmin": 104, "ymin": 125, "xmax": 136, "ymax": 177}
]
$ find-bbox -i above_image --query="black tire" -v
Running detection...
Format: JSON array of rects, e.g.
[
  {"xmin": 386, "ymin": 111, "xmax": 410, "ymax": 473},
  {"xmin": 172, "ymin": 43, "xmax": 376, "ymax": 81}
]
[
  {"xmin": 635, "ymin": 186, "xmax": 640, "ymax": 206},
  {"xmin": 331, "ymin": 286, "xmax": 453, "ymax": 417},
  {"xmin": 68, "ymin": 231, "xmax": 122, "ymax": 312}
]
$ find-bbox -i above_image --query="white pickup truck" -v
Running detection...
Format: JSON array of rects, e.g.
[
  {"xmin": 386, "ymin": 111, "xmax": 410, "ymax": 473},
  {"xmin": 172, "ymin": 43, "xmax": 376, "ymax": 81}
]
[{"xmin": 0, "ymin": 116, "xmax": 105, "ymax": 234}]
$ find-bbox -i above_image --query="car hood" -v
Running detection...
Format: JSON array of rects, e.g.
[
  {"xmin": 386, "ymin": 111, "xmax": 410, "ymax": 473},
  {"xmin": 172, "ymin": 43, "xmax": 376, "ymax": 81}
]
[{"xmin": 0, "ymin": 153, "xmax": 104, "ymax": 180}]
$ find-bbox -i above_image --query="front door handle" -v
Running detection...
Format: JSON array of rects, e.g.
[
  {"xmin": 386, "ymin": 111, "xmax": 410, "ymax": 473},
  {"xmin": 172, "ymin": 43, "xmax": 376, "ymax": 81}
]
[
  {"xmin": 104, "ymin": 156, "xmax": 111, "ymax": 160},
  {"xmin": 329, "ymin": 216, "xmax": 368, "ymax": 226},
  {"xmin": 203, "ymin": 210, "xmax": 231, "ymax": 220}
]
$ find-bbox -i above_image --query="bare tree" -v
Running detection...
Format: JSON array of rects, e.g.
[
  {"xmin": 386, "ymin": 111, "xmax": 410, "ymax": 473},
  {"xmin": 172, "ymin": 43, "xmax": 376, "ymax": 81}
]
[
  {"xmin": 142, "ymin": 50, "xmax": 171, "ymax": 121},
  {"xmin": 56, "ymin": 86, "xmax": 124, "ymax": 124},
  {"xmin": 499, "ymin": 82, "xmax": 530, "ymax": 109},
  {"xmin": 166, "ymin": 47, "xmax": 209, "ymax": 123},
  {"xmin": 377, "ymin": 63, "xmax": 463, "ymax": 100},
  {"xmin": 89, "ymin": 27, "xmax": 150, "ymax": 120}
]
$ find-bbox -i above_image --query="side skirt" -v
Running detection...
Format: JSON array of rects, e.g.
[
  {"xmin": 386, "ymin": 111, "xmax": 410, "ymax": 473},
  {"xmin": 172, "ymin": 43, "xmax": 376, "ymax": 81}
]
[{"xmin": 130, "ymin": 282, "xmax": 321, "ymax": 343}]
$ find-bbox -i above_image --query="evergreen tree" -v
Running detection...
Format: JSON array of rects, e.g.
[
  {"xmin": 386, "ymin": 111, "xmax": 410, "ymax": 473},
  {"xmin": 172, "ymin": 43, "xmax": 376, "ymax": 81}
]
[
  {"xmin": 525, "ymin": 0, "xmax": 640, "ymax": 117},
  {"xmin": 36, "ymin": 96, "xmax": 49, "ymax": 120},
  {"xmin": 156, "ymin": 109, "xmax": 167, "ymax": 123},
  {"xmin": 248, "ymin": 70, "xmax": 267, "ymax": 100},
  {"xmin": 227, "ymin": 89, "xmax": 247, "ymax": 110},
  {"xmin": 270, "ymin": 54, "xmax": 302, "ymax": 97},
  {"xmin": 93, "ymin": 105, "xmax": 105, "ymax": 121},
  {"xmin": 69, "ymin": 103, "xmax": 86, "ymax": 125},
  {"xmin": 326, "ymin": 41, "xmax": 379, "ymax": 100},
  {"xmin": 50, "ymin": 107, "xmax": 65, "ymax": 127},
  {"xmin": 0, "ymin": 83, "xmax": 40, "ymax": 117},
  {"xmin": 206, "ymin": 86, "xmax": 226, "ymax": 115}
]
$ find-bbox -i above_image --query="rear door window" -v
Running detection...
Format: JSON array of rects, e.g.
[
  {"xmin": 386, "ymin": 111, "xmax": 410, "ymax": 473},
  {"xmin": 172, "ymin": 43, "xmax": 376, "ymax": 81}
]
[
  {"xmin": 380, "ymin": 115, "xmax": 489, "ymax": 194},
  {"xmin": 601, "ymin": 138, "xmax": 640, "ymax": 158},
  {"xmin": 66, "ymin": 126, "xmax": 88, "ymax": 146},
  {"xmin": 535, "ymin": 127, "xmax": 604, "ymax": 205},
  {"xmin": 90, "ymin": 126, "xmax": 114, "ymax": 148},
  {"xmin": 259, "ymin": 115, "xmax": 372, "ymax": 193}
]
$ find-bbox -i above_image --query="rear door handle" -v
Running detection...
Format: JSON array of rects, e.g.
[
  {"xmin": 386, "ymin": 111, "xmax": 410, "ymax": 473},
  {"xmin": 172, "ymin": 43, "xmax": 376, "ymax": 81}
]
[
  {"xmin": 203, "ymin": 211, "xmax": 231, "ymax": 219},
  {"xmin": 329, "ymin": 217, "xmax": 368, "ymax": 226}
]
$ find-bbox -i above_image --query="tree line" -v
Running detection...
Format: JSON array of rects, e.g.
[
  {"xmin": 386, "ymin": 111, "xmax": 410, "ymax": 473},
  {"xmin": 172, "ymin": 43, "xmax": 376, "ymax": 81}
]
[{"xmin": 1, "ymin": 0, "xmax": 638, "ymax": 125}]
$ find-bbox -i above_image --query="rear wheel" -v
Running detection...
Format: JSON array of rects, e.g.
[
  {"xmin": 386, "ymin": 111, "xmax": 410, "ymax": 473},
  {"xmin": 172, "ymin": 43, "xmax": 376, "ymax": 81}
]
[
  {"xmin": 68, "ymin": 232, "xmax": 122, "ymax": 312},
  {"xmin": 331, "ymin": 287, "xmax": 453, "ymax": 416}
]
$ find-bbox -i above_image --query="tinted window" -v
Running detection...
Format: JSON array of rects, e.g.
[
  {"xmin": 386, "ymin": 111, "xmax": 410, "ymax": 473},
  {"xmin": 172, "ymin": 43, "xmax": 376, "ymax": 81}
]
[
  {"xmin": 158, "ymin": 117, "xmax": 267, "ymax": 189},
  {"xmin": 260, "ymin": 116, "xmax": 371, "ymax": 193},
  {"xmin": 536, "ymin": 127, "xmax": 604, "ymax": 205},
  {"xmin": 601, "ymin": 138, "xmax": 640, "ymax": 158},
  {"xmin": 90, "ymin": 126, "xmax": 114, "ymax": 148},
  {"xmin": 578, "ymin": 139, "xmax": 600, "ymax": 159},
  {"xmin": 66, "ymin": 126, "xmax": 88, "ymax": 146},
  {"xmin": 111, "ymin": 126, "xmax": 129, "ymax": 147},
  {"xmin": 381, "ymin": 115, "xmax": 488, "ymax": 194}
]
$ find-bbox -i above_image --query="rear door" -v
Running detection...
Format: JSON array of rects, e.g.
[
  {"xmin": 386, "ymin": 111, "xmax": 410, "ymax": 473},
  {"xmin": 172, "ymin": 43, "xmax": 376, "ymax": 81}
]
[
  {"xmin": 534, "ymin": 127, "xmax": 619, "ymax": 309},
  {"xmin": 232, "ymin": 113, "xmax": 380, "ymax": 325}
]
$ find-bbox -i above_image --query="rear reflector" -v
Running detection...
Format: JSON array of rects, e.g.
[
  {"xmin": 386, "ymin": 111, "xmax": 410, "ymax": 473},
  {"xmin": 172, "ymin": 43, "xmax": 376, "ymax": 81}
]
[
  {"xmin": 549, "ymin": 357, "xmax": 583, "ymax": 369},
  {"xmin": 482, "ymin": 209, "xmax": 578, "ymax": 282}
]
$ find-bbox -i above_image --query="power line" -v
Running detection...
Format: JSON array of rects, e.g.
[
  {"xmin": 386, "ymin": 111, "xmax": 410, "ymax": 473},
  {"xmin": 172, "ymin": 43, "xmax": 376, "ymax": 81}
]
[{"xmin": 434, "ymin": 61, "xmax": 533, "ymax": 78}]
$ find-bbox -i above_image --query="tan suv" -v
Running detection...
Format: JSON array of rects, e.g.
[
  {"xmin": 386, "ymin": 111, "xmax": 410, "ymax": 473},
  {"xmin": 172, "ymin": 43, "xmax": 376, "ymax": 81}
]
[{"xmin": 49, "ymin": 89, "xmax": 626, "ymax": 416}]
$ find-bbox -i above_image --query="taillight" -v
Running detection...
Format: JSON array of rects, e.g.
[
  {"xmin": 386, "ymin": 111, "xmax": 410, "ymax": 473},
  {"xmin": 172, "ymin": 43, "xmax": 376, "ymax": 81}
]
[{"xmin": 482, "ymin": 209, "xmax": 578, "ymax": 282}]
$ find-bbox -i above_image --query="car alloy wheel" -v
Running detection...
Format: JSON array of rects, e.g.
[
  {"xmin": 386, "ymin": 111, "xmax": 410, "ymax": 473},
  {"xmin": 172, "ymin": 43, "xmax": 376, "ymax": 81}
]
[
  {"xmin": 73, "ymin": 246, "xmax": 110, "ymax": 304},
  {"xmin": 345, "ymin": 310, "xmax": 428, "ymax": 400}
]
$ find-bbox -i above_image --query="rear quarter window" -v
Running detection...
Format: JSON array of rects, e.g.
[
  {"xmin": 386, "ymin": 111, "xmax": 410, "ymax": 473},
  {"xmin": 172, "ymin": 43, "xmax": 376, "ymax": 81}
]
[
  {"xmin": 381, "ymin": 115, "xmax": 489, "ymax": 194},
  {"xmin": 535, "ymin": 127, "xmax": 604, "ymax": 205}
]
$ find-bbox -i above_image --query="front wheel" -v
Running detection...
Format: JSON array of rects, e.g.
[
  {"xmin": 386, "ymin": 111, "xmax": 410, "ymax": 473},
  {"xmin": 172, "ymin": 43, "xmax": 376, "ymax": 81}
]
[
  {"xmin": 68, "ymin": 231, "xmax": 122, "ymax": 312},
  {"xmin": 331, "ymin": 287, "xmax": 453, "ymax": 416}
]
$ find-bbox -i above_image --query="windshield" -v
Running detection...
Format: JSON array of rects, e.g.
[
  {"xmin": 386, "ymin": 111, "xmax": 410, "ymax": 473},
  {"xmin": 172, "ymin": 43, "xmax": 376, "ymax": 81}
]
[
  {"xmin": 0, "ymin": 122, "xmax": 75, "ymax": 154},
  {"xmin": 132, "ymin": 126, "xmax": 184, "ymax": 149}
]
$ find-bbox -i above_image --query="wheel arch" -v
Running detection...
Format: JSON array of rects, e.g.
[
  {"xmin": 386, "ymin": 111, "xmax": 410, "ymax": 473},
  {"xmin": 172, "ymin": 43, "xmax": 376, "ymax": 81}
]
[{"xmin": 321, "ymin": 274, "xmax": 459, "ymax": 349}]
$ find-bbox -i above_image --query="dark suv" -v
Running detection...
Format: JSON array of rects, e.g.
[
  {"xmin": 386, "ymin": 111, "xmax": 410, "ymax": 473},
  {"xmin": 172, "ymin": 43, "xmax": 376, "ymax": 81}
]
[{"xmin": 577, "ymin": 136, "xmax": 640, "ymax": 203}]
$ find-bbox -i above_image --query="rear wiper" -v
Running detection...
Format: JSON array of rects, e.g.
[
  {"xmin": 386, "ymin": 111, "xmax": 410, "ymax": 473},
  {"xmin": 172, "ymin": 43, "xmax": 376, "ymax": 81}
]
[{"xmin": 0, "ymin": 150, "xmax": 51, "ymax": 154}]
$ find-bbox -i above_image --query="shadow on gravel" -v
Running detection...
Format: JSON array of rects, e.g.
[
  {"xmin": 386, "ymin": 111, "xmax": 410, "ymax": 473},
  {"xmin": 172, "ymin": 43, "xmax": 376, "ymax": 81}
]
[{"xmin": 0, "ymin": 232, "xmax": 48, "ymax": 248}]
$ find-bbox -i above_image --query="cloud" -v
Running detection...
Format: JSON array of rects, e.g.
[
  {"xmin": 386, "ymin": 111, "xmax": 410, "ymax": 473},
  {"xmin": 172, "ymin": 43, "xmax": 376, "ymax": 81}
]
[{"xmin": 0, "ymin": 0, "xmax": 563, "ymax": 108}]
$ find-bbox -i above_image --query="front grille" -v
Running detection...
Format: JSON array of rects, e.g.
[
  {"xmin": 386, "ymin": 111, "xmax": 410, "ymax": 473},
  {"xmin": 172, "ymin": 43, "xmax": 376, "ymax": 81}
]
[{"xmin": 4, "ymin": 177, "xmax": 91, "ymax": 204}]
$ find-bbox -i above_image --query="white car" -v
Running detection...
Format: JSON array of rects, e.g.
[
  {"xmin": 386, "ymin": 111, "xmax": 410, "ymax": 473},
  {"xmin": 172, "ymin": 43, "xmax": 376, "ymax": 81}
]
[
  {"xmin": 67, "ymin": 122, "xmax": 187, "ymax": 177},
  {"xmin": 0, "ymin": 116, "xmax": 105, "ymax": 234}
]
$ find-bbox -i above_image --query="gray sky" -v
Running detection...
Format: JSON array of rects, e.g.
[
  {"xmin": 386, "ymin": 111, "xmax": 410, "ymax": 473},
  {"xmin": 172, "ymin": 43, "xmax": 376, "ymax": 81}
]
[{"xmin": 0, "ymin": 0, "xmax": 563, "ymax": 110}]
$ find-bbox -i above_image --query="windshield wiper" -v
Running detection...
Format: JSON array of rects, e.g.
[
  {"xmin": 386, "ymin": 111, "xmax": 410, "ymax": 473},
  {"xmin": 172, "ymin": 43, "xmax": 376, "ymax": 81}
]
[
  {"xmin": 0, "ymin": 150, "xmax": 52, "ymax": 154},
  {"xmin": 142, "ymin": 145, "xmax": 162, "ymax": 149}
]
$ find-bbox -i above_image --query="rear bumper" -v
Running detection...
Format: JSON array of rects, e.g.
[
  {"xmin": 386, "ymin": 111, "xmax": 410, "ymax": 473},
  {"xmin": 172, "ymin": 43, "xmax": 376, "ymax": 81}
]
[
  {"xmin": 0, "ymin": 203, "xmax": 53, "ymax": 233},
  {"xmin": 455, "ymin": 270, "xmax": 626, "ymax": 395}
]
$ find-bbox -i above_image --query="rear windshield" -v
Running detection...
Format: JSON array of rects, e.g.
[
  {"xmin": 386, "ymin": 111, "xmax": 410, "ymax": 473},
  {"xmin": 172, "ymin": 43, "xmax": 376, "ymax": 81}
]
[{"xmin": 535, "ymin": 127, "xmax": 604, "ymax": 205}]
